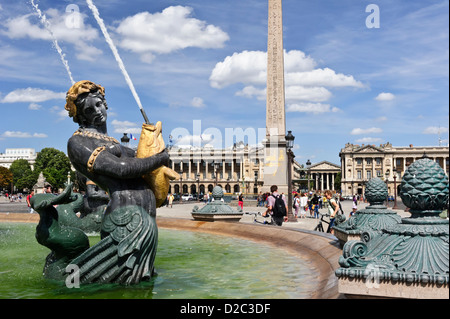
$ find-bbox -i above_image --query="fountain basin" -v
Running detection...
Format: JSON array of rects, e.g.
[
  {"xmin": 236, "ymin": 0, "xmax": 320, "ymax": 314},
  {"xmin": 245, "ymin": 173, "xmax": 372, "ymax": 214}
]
[
  {"xmin": 157, "ymin": 218, "xmax": 341, "ymax": 299},
  {"xmin": 0, "ymin": 214, "xmax": 342, "ymax": 299}
]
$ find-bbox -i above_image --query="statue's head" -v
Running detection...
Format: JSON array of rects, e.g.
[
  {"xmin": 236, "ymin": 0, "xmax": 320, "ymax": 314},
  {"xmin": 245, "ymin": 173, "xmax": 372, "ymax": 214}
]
[{"xmin": 65, "ymin": 80, "xmax": 108, "ymax": 126}]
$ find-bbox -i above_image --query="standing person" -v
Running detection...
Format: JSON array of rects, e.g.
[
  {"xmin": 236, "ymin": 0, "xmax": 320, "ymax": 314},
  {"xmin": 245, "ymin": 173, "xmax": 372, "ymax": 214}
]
[
  {"xmin": 352, "ymin": 195, "xmax": 357, "ymax": 216},
  {"xmin": 324, "ymin": 190, "xmax": 339, "ymax": 234},
  {"xmin": 238, "ymin": 193, "xmax": 244, "ymax": 210},
  {"xmin": 311, "ymin": 194, "xmax": 319, "ymax": 219},
  {"xmin": 44, "ymin": 184, "xmax": 53, "ymax": 194},
  {"xmin": 293, "ymin": 193, "xmax": 300, "ymax": 218},
  {"xmin": 27, "ymin": 191, "xmax": 35, "ymax": 214},
  {"xmin": 266, "ymin": 185, "xmax": 287, "ymax": 226},
  {"xmin": 168, "ymin": 193, "xmax": 174, "ymax": 208},
  {"xmin": 299, "ymin": 192, "xmax": 308, "ymax": 219},
  {"xmin": 257, "ymin": 192, "xmax": 263, "ymax": 207}
]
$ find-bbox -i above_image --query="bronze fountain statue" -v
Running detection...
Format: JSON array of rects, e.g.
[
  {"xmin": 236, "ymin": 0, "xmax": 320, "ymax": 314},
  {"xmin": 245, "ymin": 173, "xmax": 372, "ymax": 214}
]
[{"xmin": 31, "ymin": 80, "xmax": 178, "ymax": 285}]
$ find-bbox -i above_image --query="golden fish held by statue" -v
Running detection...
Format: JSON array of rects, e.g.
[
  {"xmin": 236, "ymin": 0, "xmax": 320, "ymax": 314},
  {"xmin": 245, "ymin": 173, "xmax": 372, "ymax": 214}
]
[{"xmin": 136, "ymin": 121, "xmax": 179, "ymax": 208}]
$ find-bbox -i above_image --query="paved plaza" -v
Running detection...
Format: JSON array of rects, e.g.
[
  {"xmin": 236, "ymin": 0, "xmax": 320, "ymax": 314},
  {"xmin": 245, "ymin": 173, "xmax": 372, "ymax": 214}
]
[{"xmin": 0, "ymin": 196, "xmax": 410, "ymax": 233}]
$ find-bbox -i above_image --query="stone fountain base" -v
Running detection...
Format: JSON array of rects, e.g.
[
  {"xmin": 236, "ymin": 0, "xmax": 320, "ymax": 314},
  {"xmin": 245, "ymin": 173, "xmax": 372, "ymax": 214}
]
[
  {"xmin": 338, "ymin": 277, "xmax": 448, "ymax": 299},
  {"xmin": 191, "ymin": 186, "xmax": 243, "ymax": 222}
]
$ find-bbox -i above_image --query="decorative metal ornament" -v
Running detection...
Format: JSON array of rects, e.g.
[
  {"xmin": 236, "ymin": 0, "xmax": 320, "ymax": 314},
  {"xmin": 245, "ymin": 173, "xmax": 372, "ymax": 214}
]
[
  {"xmin": 335, "ymin": 159, "xmax": 449, "ymax": 298},
  {"xmin": 333, "ymin": 177, "xmax": 402, "ymax": 246}
]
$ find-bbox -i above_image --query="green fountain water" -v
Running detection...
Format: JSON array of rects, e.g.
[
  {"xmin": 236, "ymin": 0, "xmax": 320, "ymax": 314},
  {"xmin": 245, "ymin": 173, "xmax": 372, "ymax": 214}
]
[{"xmin": 0, "ymin": 223, "xmax": 318, "ymax": 299}]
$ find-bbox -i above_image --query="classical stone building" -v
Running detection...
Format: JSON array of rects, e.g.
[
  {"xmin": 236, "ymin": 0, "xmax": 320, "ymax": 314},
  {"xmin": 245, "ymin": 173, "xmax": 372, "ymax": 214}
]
[
  {"xmin": 168, "ymin": 143, "xmax": 264, "ymax": 195},
  {"xmin": 0, "ymin": 148, "xmax": 37, "ymax": 170},
  {"xmin": 307, "ymin": 161, "xmax": 341, "ymax": 191},
  {"xmin": 167, "ymin": 142, "xmax": 304, "ymax": 196},
  {"xmin": 339, "ymin": 142, "xmax": 449, "ymax": 197}
]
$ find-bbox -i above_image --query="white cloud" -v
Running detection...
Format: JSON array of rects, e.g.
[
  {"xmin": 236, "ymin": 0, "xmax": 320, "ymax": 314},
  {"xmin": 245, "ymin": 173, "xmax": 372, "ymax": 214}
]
[
  {"xmin": 1, "ymin": 88, "xmax": 65, "ymax": 103},
  {"xmin": 285, "ymin": 86, "xmax": 332, "ymax": 103},
  {"xmin": 115, "ymin": 6, "xmax": 229, "ymax": 62},
  {"xmin": 210, "ymin": 50, "xmax": 364, "ymax": 89},
  {"xmin": 28, "ymin": 103, "xmax": 42, "ymax": 110},
  {"xmin": 175, "ymin": 134, "xmax": 213, "ymax": 146},
  {"xmin": 375, "ymin": 92, "xmax": 395, "ymax": 101},
  {"xmin": 355, "ymin": 137, "xmax": 383, "ymax": 143},
  {"xmin": 236, "ymin": 86, "xmax": 266, "ymax": 100},
  {"xmin": 1, "ymin": 131, "xmax": 48, "ymax": 138},
  {"xmin": 286, "ymin": 68, "xmax": 364, "ymax": 88},
  {"xmin": 190, "ymin": 97, "xmax": 205, "ymax": 108},
  {"xmin": 287, "ymin": 103, "xmax": 340, "ymax": 114},
  {"xmin": 422, "ymin": 126, "xmax": 449, "ymax": 134},
  {"xmin": 351, "ymin": 127, "xmax": 383, "ymax": 135},
  {"xmin": 375, "ymin": 116, "xmax": 388, "ymax": 122},
  {"xmin": 210, "ymin": 50, "xmax": 267, "ymax": 89},
  {"xmin": 111, "ymin": 120, "xmax": 141, "ymax": 134},
  {"xmin": 2, "ymin": 9, "xmax": 102, "ymax": 61},
  {"xmin": 210, "ymin": 49, "xmax": 364, "ymax": 113}
]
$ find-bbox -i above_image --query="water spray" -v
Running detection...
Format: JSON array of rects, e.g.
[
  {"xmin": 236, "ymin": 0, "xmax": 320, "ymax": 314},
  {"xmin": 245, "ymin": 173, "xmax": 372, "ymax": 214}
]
[
  {"xmin": 30, "ymin": 0, "xmax": 75, "ymax": 85},
  {"xmin": 86, "ymin": 0, "xmax": 150, "ymax": 125}
]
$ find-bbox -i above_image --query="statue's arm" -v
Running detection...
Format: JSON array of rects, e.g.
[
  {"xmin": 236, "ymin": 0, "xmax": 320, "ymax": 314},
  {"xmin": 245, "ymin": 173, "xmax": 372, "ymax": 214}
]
[{"xmin": 91, "ymin": 149, "xmax": 169, "ymax": 179}]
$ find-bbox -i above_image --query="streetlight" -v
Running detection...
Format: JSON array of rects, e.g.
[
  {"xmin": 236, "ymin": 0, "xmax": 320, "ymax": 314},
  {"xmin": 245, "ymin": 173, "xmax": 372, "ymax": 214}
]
[
  {"xmin": 285, "ymin": 131, "xmax": 296, "ymax": 222},
  {"xmin": 385, "ymin": 169, "xmax": 390, "ymax": 207},
  {"xmin": 179, "ymin": 169, "xmax": 183, "ymax": 196},
  {"xmin": 214, "ymin": 162, "xmax": 220, "ymax": 186},
  {"xmin": 393, "ymin": 167, "xmax": 398, "ymax": 209},
  {"xmin": 120, "ymin": 133, "xmax": 130, "ymax": 146},
  {"xmin": 306, "ymin": 159, "xmax": 311, "ymax": 193},
  {"xmin": 168, "ymin": 135, "xmax": 173, "ymax": 149},
  {"xmin": 196, "ymin": 173, "xmax": 200, "ymax": 201}
]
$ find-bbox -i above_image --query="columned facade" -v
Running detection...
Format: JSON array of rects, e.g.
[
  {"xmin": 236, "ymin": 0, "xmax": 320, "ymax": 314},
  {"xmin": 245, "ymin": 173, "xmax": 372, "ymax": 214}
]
[
  {"xmin": 168, "ymin": 142, "xmax": 304, "ymax": 196},
  {"xmin": 307, "ymin": 161, "xmax": 340, "ymax": 192},
  {"xmin": 339, "ymin": 143, "xmax": 449, "ymax": 197},
  {"xmin": 168, "ymin": 143, "xmax": 265, "ymax": 195}
]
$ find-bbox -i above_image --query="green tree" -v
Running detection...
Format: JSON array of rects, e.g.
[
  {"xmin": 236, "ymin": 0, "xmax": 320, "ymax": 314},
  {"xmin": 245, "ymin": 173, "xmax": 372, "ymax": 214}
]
[
  {"xmin": 34, "ymin": 148, "xmax": 71, "ymax": 190},
  {"xmin": 0, "ymin": 166, "xmax": 13, "ymax": 191},
  {"xmin": 9, "ymin": 159, "xmax": 36, "ymax": 192}
]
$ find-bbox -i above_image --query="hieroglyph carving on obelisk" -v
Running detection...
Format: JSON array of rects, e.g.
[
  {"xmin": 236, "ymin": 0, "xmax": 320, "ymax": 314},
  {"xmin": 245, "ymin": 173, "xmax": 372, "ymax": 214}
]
[
  {"xmin": 263, "ymin": 0, "xmax": 288, "ymax": 192},
  {"xmin": 266, "ymin": 0, "xmax": 286, "ymax": 138}
]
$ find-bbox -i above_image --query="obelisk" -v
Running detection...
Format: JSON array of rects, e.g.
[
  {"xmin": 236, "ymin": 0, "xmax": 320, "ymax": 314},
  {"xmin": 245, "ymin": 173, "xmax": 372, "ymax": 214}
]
[
  {"xmin": 263, "ymin": 0, "xmax": 289, "ymax": 193},
  {"xmin": 266, "ymin": 0, "xmax": 286, "ymax": 137}
]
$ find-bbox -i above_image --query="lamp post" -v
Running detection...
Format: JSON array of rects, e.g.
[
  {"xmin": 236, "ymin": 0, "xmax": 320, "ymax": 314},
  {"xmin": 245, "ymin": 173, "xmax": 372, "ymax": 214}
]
[
  {"xmin": 306, "ymin": 159, "xmax": 311, "ymax": 193},
  {"xmin": 385, "ymin": 169, "xmax": 390, "ymax": 207},
  {"xmin": 168, "ymin": 135, "xmax": 173, "ymax": 150},
  {"xmin": 179, "ymin": 170, "xmax": 183, "ymax": 196},
  {"xmin": 393, "ymin": 167, "xmax": 398, "ymax": 209},
  {"xmin": 285, "ymin": 131, "xmax": 297, "ymax": 222},
  {"xmin": 120, "ymin": 133, "xmax": 130, "ymax": 146},
  {"xmin": 196, "ymin": 173, "xmax": 200, "ymax": 201},
  {"xmin": 214, "ymin": 162, "xmax": 220, "ymax": 186}
]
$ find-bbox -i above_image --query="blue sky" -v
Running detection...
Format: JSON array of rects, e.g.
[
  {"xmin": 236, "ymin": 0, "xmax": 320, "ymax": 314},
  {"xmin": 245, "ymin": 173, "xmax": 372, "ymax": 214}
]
[{"xmin": 0, "ymin": 0, "xmax": 448, "ymax": 166}]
